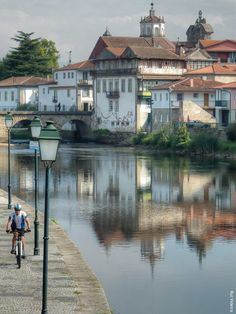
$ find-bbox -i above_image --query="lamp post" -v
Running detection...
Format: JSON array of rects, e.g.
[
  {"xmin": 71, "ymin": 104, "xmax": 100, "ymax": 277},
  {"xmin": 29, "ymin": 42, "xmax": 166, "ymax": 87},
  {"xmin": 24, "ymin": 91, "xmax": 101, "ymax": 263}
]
[
  {"xmin": 5, "ymin": 112, "xmax": 13, "ymax": 209},
  {"xmin": 38, "ymin": 121, "xmax": 60, "ymax": 314},
  {"xmin": 30, "ymin": 116, "xmax": 42, "ymax": 256}
]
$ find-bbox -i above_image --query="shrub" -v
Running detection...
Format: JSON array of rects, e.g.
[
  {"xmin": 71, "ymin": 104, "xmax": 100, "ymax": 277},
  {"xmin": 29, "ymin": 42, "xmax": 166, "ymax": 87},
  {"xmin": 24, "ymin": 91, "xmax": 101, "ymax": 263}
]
[
  {"xmin": 173, "ymin": 124, "xmax": 191, "ymax": 149},
  {"xmin": 226, "ymin": 123, "xmax": 236, "ymax": 141},
  {"xmin": 190, "ymin": 132, "xmax": 220, "ymax": 154},
  {"xmin": 132, "ymin": 131, "xmax": 147, "ymax": 145}
]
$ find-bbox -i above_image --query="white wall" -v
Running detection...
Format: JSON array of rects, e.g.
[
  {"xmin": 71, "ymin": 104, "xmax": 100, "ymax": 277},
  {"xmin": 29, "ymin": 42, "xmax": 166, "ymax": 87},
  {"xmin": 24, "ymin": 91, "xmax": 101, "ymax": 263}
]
[{"xmin": 95, "ymin": 76, "xmax": 136, "ymax": 132}]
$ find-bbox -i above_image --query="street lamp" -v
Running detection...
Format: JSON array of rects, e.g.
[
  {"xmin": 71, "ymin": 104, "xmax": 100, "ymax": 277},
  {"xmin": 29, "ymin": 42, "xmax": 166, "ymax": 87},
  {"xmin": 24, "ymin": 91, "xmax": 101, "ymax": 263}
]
[
  {"xmin": 5, "ymin": 112, "xmax": 13, "ymax": 209},
  {"xmin": 30, "ymin": 116, "xmax": 42, "ymax": 256},
  {"xmin": 38, "ymin": 121, "xmax": 60, "ymax": 314}
]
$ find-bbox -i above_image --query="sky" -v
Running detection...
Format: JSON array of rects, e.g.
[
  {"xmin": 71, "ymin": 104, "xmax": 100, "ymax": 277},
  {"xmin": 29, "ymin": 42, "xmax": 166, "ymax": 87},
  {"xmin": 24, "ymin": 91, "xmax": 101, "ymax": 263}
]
[{"xmin": 0, "ymin": 0, "xmax": 235, "ymax": 66}]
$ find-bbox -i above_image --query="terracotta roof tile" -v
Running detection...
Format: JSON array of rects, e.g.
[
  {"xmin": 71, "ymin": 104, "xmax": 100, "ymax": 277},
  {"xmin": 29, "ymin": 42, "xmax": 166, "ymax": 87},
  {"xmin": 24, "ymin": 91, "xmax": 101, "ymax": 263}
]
[
  {"xmin": 105, "ymin": 47, "xmax": 126, "ymax": 57},
  {"xmin": 0, "ymin": 76, "xmax": 51, "ymax": 87},
  {"xmin": 57, "ymin": 60, "xmax": 94, "ymax": 71},
  {"xmin": 214, "ymin": 81, "xmax": 236, "ymax": 89},
  {"xmin": 152, "ymin": 77, "xmax": 224, "ymax": 91},
  {"xmin": 186, "ymin": 63, "xmax": 236, "ymax": 75},
  {"xmin": 124, "ymin": 46, "xmax": 183, "ymax": 60}
]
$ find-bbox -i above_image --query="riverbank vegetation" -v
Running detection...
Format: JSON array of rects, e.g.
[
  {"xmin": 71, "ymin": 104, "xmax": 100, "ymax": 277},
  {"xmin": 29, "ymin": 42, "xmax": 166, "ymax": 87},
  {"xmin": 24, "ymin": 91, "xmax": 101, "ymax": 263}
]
[{"xmin": 132, "ymin": 123, "xmax": 236, "ymax": 156}]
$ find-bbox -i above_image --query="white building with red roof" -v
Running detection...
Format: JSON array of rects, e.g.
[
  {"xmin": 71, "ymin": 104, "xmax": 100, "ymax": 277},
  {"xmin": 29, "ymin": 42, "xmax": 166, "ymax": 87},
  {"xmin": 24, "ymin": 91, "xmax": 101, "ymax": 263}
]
[
  {"xmin": 38, "ymin": 60, "xmax": 94, "ymax": 112},
  {"xmin": 151, "ymin": 77, "xmax": 223, "ymax": 129},
  {"xmin": 0, "ymin": 76, "xmax": 50, "ymax": 111},
  {"xmin": 90, "ymin": 4, "xmax": 186, "ymax": 133}
]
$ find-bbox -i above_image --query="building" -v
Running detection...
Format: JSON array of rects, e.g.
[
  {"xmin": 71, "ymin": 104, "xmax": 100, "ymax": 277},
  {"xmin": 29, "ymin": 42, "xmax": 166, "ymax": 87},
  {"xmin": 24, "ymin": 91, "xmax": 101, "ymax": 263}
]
[
  {"xmin": 90, "ymin": 4, "xmax": 186, "ymax": 133},
  {"xmin": 184, "ymin": 63, "xmax": 236, "ymax": 83},
  {"xmin": 186, "ymin": 10, "xmax": 214, "ymax": 47},
  {"xmin": 151, "ymin": 77, "xmax": 222, "ymax": 129},
  {"xmin": 0, "ymin": 76, "xmax": 49, "ymax": 111},
  {"xmin": 38, "ymin": 60, "xmax": 94, "ymax": 112},
  {"xmin": 199, "ymin": 39, "xmax": 236, "ymax": 63},
  {"xmin": 215, "ymin": 81, "xmax": 236, "ymax": 126}
]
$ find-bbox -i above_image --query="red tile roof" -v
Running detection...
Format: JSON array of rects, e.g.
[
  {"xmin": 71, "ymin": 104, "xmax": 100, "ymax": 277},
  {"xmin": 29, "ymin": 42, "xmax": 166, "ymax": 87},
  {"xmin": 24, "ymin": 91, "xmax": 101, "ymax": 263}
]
[
  {"xmin": 152, "ymin": 77, "xmax": 224, "ymax": 92},
  {"xmin": 57, "ymin": 60, "xmax": 94, "ymax": 71},
  {"xmin": 214, "ymin": 81, "xmax": 236, "ymax": 89},
  {"xmin": 105, "ymin": 47, "xmax": 126, "ymax": 57},
  {"xmin": 89, "ymin": 36, "xmax": 176, "ymax": 59},
  {"xmin": 0, "ymin": 76, "xmax": 51, "ymax": 87},
  {"xmin": 186, "ymin": 63, "xmax": 236, "ymax": 75},
  {"xmin": 124, "ymin": 46, "xmax": 183, "ymax": 60},
  {"xmin": 199, "ymin": 39, "xmax": 236, "ymax": 52}
]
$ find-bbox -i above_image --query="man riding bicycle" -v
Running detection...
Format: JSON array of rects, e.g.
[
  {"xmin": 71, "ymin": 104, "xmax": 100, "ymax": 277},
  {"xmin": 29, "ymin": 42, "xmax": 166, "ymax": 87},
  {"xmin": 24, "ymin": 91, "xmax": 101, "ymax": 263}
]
[{"xmin": 6, "ymin": 203, "xmax": 31, "ymax": 258}]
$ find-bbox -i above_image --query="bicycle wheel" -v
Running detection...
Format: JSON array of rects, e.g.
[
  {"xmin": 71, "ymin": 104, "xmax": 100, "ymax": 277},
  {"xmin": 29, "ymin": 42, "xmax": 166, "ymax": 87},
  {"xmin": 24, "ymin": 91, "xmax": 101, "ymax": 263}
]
[{"xmin": 16, "ymin": 242, "xmax": 21, "ymax": 269}]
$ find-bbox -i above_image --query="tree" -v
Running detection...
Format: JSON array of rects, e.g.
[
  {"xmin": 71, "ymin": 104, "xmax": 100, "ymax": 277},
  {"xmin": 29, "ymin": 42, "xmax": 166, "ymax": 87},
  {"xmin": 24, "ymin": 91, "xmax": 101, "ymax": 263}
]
[
  {"xmin": 2, "ymin": 31, "xmax": 59, "ymax": 78},
  {"xmin": 38, "ymin": 39, "xmax": 59, "ymax": 71}
]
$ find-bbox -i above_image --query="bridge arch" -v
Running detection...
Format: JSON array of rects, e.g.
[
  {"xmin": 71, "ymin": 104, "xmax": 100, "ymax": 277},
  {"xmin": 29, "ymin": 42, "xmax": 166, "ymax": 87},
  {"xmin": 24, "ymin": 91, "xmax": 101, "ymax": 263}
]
[{"xmin": 61, "ymin": 119, "xmax": 91, "ymax": 141}]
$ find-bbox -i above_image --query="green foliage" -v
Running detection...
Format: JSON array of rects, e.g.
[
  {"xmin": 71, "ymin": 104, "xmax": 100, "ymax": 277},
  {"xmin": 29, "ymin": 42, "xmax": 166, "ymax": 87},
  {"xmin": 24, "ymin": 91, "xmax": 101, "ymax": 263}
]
[
  {"xmin": 226, "ymin": 123, "xmax": 236, "ymax": 141},
  {"xmin": 190, "ymin": 132, "xmax": 220, "ymax": 154},
  {"xmin": 132, "ymin": 131, "xmax": 147, "ymax": 145},
  {"xmin": 173, "ymin": 124, "xmax": 191, "ymax": 149},
  {"xmin": 219, "ymin": 140, "xmax": 236, "ymax": 153},
  {"xmin": 2, "ymin": 31, "xmax": 59, "ymax": 78}
]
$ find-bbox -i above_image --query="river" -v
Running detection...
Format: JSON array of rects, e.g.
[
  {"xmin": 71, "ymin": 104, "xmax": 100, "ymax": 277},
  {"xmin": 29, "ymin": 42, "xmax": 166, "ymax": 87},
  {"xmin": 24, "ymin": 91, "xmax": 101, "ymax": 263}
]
[{"xmin": 0, "ymin": 143, "xmax": 236, "ymax": 314}]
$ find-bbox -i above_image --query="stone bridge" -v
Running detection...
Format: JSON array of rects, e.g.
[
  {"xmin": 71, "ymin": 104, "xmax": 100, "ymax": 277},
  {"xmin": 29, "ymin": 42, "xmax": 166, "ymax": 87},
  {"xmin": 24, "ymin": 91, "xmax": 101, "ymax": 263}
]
[{"xmin": 0, "ymin": 111, "xmax": 95, "ymax": 142}]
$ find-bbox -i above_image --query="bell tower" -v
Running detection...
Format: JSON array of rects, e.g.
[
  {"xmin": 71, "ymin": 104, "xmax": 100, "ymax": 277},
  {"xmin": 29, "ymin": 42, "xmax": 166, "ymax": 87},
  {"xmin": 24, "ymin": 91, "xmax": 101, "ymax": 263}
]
[{"xmin": 140, "ymin": 3, "xmax": 165, "ymax": 37}]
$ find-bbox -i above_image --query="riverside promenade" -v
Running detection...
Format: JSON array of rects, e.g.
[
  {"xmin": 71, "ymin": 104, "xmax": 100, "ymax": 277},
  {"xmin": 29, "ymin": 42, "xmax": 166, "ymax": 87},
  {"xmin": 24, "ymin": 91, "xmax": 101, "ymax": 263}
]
[{"xmin": 0, "ymin": 189, "xmax": 110, "ymax": 314}]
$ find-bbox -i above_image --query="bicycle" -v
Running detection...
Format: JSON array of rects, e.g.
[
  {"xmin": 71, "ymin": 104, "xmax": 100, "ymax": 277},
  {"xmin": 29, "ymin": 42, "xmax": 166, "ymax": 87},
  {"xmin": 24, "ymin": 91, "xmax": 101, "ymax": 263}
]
[{"xmin": 9, "ymin": 230, "xmax": 30, "ymax": 268}]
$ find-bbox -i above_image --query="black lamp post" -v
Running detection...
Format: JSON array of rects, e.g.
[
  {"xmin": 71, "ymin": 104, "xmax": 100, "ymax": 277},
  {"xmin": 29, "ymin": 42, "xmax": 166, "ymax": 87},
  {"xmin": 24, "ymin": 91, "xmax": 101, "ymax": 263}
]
[
  {"xmin": 38, "ymin": 121, "xmax": 60, "ymax": 314},
  {"xmin": 5, "ymin": 112, "xmax": 13, "ymax": 209},
  {"xmin": 30, "ymin": 116, "xmax": 42, "ymax": 256}
]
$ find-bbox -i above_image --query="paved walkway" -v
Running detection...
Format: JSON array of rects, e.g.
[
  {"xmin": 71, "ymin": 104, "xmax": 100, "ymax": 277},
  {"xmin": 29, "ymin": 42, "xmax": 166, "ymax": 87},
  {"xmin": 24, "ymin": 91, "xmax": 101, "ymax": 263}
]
[{"xmin": 0, "ymin": 189, "xmax": 110, "ymax": 314}]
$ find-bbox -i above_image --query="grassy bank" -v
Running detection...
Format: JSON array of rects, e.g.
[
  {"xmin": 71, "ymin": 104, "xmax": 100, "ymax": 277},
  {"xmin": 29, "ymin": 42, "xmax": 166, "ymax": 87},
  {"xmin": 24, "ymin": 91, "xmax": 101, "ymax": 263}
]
[{"xmin": 131, "ymin": 124, "xmax": 236, "ymax": 157}]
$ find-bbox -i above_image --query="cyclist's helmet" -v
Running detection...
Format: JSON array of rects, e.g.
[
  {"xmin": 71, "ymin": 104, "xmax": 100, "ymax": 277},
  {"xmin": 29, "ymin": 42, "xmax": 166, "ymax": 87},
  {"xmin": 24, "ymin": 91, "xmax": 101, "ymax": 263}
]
[{"xmin": 14, "ymin": 203, "xmax": 22, "ymax": 211}]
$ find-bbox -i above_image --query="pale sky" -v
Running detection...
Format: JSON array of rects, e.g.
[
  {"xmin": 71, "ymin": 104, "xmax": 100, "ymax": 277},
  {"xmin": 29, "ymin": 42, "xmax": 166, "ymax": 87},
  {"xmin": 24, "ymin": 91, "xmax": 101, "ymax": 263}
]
[{"xmin": 0, "ymin": 0, "xmax": 235, "ymax": 66}]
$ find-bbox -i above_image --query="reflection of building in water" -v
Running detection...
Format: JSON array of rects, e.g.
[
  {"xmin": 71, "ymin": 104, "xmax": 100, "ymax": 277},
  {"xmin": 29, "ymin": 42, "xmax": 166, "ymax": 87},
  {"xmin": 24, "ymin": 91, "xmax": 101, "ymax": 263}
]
[{"xmin": 94, "ymin": 152, "xmax": 136, "ymax": 208}]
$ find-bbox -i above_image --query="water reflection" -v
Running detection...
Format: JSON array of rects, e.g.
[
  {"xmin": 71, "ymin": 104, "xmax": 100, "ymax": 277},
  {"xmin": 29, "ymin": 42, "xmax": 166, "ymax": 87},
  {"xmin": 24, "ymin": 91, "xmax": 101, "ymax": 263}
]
[{"xmin": 0, "ymin": 145, "xmax": 236, "ymax": 314}]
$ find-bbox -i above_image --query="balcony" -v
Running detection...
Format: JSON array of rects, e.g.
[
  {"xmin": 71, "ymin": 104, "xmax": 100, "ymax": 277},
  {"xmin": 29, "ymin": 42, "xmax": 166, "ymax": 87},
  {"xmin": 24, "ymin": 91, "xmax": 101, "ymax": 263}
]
[
  {"xmin": 215, "ymin": 100, "xmax": 230, "ymax": 108},
  {"xmin": 106, "ymin": 91, "xmax": 120, "ymax": 98},
  {"xmin": 95, "ymin": 68, "xmax": 137, "ymax": 76},
  {"xmin": 78, "ymin": 80, "xmax": 93, "ymax": 85},
  {"xmin": 138, "ymin": 91, "xmax": 151, "ymax": 99}
]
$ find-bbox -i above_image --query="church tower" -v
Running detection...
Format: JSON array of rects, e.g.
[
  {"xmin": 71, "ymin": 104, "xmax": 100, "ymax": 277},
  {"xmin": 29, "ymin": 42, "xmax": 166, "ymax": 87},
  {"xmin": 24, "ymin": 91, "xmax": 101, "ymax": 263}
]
[
  {"xmin": 186, "ymin": 10, "xmax": 214, "ymax": 46},
  {"xmin": 140, "ymin": 3, "xmax": 165, "ymax": 37}
]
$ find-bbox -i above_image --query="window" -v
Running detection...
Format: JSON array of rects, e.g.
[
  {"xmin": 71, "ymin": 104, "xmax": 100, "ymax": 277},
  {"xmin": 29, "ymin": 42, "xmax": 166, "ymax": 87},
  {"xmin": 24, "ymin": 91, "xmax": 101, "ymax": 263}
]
[
  {"xmin": 83, "ymin": 72, "xmax": 88, "ymax": 80},
  {"xmin": 68, "ymin": 72, "xmax": 71, "ymax": 79},
  {"xmin": 4, "ymin": 91, "xmax": 7, "ymax": 101},
  {"xmin": 177, "ymin": 93, "xmax": 183, "ymax": 101},
  {"xmin": 114, "ymin": 80, "xmax": 119, "ymax": 91},
  {"xmin": 103, "ymin": 80, "xmax": 107, "ymax": 93},
  {"xmin": 121, "ymin": 79, "xmax": 126, "ymax": 92},
  {"xmin": 108, "ymin": 80, "xmax": 113, "ymax": 92},
  {"xmin": 115, "ymin": 100, "xmax": 119, "ymax": 112},
  {"xmin": 193, "ymin": 93, "xmax": 199, "ymax": 98},
  {"xmin": 55, "ymin": 73, "xmax": 58, "ymax": 80},
  {"xmin": 166, "ymin": 93, "xmax": 169, "ymax": 101},
  {"xmin": 109, "ymin": 100, "xmax": 113, "ymax": 112},
  {"xmin": 67, "ymin": 89, "xmax": 71, "ymax": 97},
  {"xmin": 97, "ymin": 79, "xmax": 101, "ymax": 93},
  {"xmin": 128, "ymin": 78, "xmax": 132, "ymax": 92},
  {"xmin": 43, "ymin": 88, "xmax": 45, "ymax": 94},
  {"xmin": 11, "ymin": 91, "xmax": 14, "ymax": 101},
  {"xmin": 154, "ymin": 93, "xmax": 157, "ymax": 101},
  {"xmin": 63, "ymin": 73, "xmax": 66, "ymax": 79},
  {"xmin": 111, "ymin": 121, "xmax": 115, "ymax": 126},
  {"xmin": 160, "ymin": 93, "xmax": 162, "ymax": 101},
  {"xmin": 71, "ymin": 72, "xmax": 74, "ymax": 79}
]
